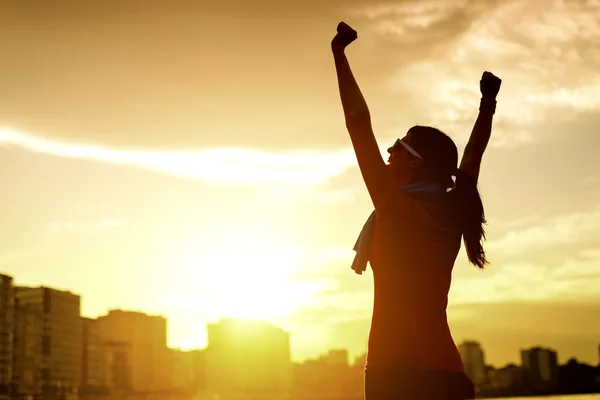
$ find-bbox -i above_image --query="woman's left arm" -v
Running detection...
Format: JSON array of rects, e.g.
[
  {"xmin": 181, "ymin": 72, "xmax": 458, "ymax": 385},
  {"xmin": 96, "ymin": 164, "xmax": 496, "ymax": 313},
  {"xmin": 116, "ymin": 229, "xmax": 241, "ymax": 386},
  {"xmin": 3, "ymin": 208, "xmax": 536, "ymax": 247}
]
[{"xmin": 459, "ymin": 71, "xmax": 502, "ymax": 183}]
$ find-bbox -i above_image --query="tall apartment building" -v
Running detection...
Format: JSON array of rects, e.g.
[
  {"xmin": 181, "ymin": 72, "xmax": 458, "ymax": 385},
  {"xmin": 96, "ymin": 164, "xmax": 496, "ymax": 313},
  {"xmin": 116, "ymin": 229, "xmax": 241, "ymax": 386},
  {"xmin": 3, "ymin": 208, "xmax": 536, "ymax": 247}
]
[
  {"xmin": 0, "ymin": 274, "xmax": 14, "ymax": 399},
  {"xmin": 15, "ymin": 286, "xmax": 82, "ymax": 399},
  {"xmin": 96, "ymin": 310, "xmax": 170, "ymax": 393},
  {"xmin": 521, "ymin": 346, "xmax": 559, "ymax": 391},
  {"xmin": 168, "ymin": 349, "xmax": 205, "ymax": 393},
  {"xmin": 81, "ymin": 318, "xmax": 109, "ymax": 395},
  {"xmin": 97, "ymin": 341, "xmax": 132, "ymax": 394},
  {"xmin": 170, "ymin": 350, "xmax": 197, "ymax": 391},
  {"xmin": 293, "ymin": 349, "xmax": 353, "ymax": 399},
  {"xmin": 458, "ymin": 340, "xmax": 487, "ymax": 386},
  {"xmin": 12, "ymin": 302, "xmax": 43, "ymax": 399},
  {"xmin": 206, "ymin": 319, "xmax": 292, "ymax": 398}
]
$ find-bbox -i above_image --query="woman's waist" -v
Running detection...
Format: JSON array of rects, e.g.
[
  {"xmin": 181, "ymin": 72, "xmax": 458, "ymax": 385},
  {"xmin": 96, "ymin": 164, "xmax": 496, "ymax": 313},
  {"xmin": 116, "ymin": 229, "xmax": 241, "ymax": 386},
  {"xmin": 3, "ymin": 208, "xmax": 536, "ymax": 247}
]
[
  {"xmin": 366, "ymin": 333, "xmax": 464, "ymax": 372},
  {"xmin": 372, "ymin": 291, "xmax": 450, "ymax": 317},
  {"xmin": 367, "ymin": 314, "xmax": 461, "ymax": 370},
  {"xmin": 368, "ymin": 315, "xmax": 453, "ymax": 345}
]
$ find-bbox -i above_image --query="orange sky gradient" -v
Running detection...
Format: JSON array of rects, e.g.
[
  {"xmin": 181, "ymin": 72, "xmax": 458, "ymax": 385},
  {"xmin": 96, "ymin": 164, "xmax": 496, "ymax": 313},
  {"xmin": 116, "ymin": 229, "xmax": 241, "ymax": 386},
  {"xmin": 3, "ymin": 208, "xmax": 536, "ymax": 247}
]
[{"xmin": 1, "ymin": 0, "xmax": 600, "ymax": 366}]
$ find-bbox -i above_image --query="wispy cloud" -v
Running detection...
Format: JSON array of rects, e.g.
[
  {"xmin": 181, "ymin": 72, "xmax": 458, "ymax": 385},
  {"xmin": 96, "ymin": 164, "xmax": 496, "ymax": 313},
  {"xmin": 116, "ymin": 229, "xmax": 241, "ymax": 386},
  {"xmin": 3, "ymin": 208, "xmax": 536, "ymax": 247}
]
[
  {"xmin": 252, "ymin": 186, "xmax": 357, "ymax": 207},
  {"xmin": 487, "ymin": 208, "xmax": 600, "ymax": 256},
  {"xmin": 581, "ymin": 175, "xmax": 597, "ymax": 185},
  {"xmin": 451, "ymin": 207, "xmax": 600, "ymax": 303},
  {"xmin": 356, "ymin": 0, "xmax": 600, "ymax": 147},
  {"xmin": 451, "ymin": 249, "xmax": 600, "ymax": 303},
  {"xmin": 0, "ymin": 127, "xmax": 357, "ymax": 185},
  {"xmin": 47, "ymin": 218, "xmax": 125, "ymax": 233}
]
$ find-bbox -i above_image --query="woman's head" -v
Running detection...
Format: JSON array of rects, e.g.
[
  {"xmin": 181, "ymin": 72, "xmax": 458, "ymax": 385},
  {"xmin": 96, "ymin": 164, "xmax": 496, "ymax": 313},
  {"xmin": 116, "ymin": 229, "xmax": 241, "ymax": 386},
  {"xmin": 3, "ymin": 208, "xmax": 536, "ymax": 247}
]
[
  {"xmin": 387, "ymin": 126, "xmax": 458, "ymax": 188},
  {"xmin": 387, "ymin": 125, "xmax": 488, "ymax": 269}
]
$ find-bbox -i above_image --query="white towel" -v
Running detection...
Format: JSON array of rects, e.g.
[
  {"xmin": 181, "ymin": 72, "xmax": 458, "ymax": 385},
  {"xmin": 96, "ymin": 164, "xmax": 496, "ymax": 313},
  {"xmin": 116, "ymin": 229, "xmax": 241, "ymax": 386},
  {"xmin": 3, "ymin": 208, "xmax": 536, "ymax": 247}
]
[{"xmin": 351, "ymin": 211, "xmax": 376, "ymax": 274}]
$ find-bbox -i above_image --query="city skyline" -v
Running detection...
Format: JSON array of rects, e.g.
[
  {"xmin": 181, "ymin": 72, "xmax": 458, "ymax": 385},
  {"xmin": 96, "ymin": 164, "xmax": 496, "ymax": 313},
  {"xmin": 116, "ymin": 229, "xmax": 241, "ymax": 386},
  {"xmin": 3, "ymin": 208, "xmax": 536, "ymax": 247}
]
[
  {"xmin": 2, "ymin": 0, "xmax": 600, "ymax": 367},
  {"xmin": 2, "ymin": 271, "xmax": 600, "ymax": 369},
  {"xmin": 3, "ymin": 274, "xmax": 597, "ymax": 400}
]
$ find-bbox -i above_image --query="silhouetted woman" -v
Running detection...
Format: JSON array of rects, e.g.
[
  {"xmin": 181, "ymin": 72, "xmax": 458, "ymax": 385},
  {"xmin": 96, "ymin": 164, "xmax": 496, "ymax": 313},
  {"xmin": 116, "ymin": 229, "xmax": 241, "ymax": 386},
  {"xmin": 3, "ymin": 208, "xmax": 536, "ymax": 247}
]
[{"xmin": 331, "ymin": 22, "xmax": 501, "ymax": 400}]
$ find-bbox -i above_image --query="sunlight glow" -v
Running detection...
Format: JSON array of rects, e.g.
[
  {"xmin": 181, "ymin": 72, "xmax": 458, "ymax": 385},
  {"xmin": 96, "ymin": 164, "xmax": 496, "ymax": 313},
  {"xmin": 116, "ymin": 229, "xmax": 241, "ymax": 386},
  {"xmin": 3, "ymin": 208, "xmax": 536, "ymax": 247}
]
[
  {"xmin": 190, "ymin": 236, "xmax": 318, "ymax": 321},
  {"xmin": 0, "ymin": 127, "xmax": 355, "ymax": 185}
]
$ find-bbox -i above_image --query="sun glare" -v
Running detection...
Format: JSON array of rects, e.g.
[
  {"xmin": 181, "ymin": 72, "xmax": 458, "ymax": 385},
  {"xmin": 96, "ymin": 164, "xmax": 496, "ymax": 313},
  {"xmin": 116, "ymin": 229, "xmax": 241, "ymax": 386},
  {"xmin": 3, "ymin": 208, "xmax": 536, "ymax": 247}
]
[{"xmin": 201, "ymin": 236, "xmax": 314, "ymax": 321}]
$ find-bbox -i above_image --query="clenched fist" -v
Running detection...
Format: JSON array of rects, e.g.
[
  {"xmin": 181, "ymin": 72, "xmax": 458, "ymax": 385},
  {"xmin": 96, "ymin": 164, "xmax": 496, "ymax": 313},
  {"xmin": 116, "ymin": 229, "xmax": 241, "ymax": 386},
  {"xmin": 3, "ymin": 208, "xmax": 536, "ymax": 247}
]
[
  {"xmin": 331, "ymin": 22, "xmax": 358, "ymax": 51},
  {"xmin": 480, "ymin": 71, "xmax": 502, "ymax": 99}
]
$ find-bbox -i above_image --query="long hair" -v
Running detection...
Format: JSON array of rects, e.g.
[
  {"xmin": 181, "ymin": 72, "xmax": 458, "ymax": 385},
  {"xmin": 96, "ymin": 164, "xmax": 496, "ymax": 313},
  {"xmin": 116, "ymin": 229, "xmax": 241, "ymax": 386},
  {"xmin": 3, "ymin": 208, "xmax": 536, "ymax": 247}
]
[
  {"xmin": 408, "ymin": 126, "xmax": 488, "ymax": 269},
  {"xmin": 454, "ymin": 170, "xmax": 488, "ymax": 269}
]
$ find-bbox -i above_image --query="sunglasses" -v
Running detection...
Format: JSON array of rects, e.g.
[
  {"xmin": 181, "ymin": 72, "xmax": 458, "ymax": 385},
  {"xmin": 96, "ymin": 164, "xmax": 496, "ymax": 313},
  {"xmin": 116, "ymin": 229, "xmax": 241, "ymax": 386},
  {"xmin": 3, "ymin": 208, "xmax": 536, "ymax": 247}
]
[{"xmin": 389, "ymin": 138, "xmax": 422, "ymax": 159}]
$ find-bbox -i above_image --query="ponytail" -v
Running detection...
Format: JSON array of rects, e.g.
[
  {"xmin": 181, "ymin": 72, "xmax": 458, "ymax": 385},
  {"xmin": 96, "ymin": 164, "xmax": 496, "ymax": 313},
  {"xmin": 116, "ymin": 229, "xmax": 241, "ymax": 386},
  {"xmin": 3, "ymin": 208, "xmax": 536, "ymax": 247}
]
[{"xmin": 454, "ymin": 170, "xmax": 488, "ymax": 269}]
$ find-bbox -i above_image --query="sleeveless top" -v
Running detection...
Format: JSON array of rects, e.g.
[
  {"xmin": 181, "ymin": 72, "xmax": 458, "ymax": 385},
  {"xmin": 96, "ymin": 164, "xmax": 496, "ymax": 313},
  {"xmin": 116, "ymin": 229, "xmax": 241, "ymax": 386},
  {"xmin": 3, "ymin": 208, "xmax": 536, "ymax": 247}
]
[{"xmin": 365, "ymin": 184, "xmax": 464, "ymax": 372}]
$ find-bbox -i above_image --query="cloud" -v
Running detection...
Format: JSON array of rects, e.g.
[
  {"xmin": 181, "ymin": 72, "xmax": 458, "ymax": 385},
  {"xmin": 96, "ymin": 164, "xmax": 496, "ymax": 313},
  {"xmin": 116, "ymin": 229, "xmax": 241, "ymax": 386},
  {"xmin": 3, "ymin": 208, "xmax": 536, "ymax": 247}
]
[
  {"xmin": 487, "ymin": 208, "xmax": 600, "ymax": 257},
  {"xmin": 355, "ymin": 0, "xmax": 600, "ymax": 147},
  {"xmin": 451, "ymin": 207, "xmax": 600, "ymax": 303},
  {"xmin": 356, "ymin": 0, "xmax": 482, "ymax": 38},
  {"xmin": 252, "ymin": 186, "xmax": 358, "ymax": 207},
  {"xmin": 451, "ymin": 253, "xmax": 600, "ymax": 304},
  {"xmin": 0, "ymin": 127, "xmax": 358, "ymax": 185},
  {"xmin": 581, "ymin": 175, "xmax": 597, "ymax": 185},
  {"xmin": 47, "ymin": 218, "xmax": 125, "ymax": 233}
]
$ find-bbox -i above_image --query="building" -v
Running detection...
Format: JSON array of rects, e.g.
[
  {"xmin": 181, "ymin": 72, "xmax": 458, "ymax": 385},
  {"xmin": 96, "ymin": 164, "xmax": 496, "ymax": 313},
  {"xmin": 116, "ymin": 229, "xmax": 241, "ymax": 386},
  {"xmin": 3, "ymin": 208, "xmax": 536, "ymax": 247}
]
[
  {"xmin": 170, "ymin": 350, "xmax": 192, "ymax": 391},
  {"xmin": 96, "ymin": 310, "xmax": 170, "ymax": 393},
  {"xmin": 458, "ymin": 340, "xmax": 487, "ymax": 387},
  {"xmin": 206, "ymin": 319, "xmax": 292, "ymax": 398},
  {"xmin": 170, "ymin": 349, "xmax": 203, "ymax": 392},
  {"xmin": 520, "ymin": 346, "xmax": 559, "ymax": 391},
  {"xmin": 12, "ymin": 302, "xmax": 43, "ymax": 399},
  {"xmin": 349, "ymin": 353, "xmax": 367, "ymax": 397},
  {"xmin": 293, "ymin": 349, "xmax": 353, "ymax": 399},
  {"xmin": 487, "ymin": 364, "xmax": 523, "ymax": 390},
  {"xmin": 13, "ymin": 300, "xmax": 43, "ymax": 398},
  {"xmin": 0, "ymin": 274, "xmax": 14, "ymax": 399},
  {"xmin": 102, "ymin": 341, "xmax": 132, "ymax": 394},
  {"xmin": 322, "ymin": 349, "xmax": 348, "ymax": 366},
  {"xmin": 15, "ymin": 286, "xmax": 82, "ymax": 399},
  {"xmin": 81, "ymin": 318, "xmax": 109, "ymax": 397}
]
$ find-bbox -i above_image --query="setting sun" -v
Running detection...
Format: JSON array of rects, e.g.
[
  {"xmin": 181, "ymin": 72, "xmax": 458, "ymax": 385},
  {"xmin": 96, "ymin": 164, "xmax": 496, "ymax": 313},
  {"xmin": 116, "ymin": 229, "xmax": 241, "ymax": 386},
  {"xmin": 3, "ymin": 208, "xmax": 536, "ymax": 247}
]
[{"xmin": 198, "ymin": 235, "xmax": 315, "ymax": 320}]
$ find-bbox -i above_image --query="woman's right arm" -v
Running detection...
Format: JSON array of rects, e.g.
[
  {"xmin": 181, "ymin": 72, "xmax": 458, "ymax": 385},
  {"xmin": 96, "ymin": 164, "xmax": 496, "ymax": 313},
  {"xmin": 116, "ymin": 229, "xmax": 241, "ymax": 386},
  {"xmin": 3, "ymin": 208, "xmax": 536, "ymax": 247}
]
[
  {"xmin": 332, "ymin": 22, "xmax": 397, "ymax": 210},
  {"xmin": 459, "ymin": 71, "xmax": 502, "ymax": 183}
]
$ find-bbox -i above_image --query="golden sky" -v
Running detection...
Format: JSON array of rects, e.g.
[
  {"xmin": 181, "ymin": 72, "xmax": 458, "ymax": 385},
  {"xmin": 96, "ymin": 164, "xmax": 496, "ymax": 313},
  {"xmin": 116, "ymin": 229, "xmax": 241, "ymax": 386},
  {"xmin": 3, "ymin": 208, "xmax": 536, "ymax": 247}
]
[{"xmin": 2, "ymin": 0, "xmax": 600, "ymax": 366}]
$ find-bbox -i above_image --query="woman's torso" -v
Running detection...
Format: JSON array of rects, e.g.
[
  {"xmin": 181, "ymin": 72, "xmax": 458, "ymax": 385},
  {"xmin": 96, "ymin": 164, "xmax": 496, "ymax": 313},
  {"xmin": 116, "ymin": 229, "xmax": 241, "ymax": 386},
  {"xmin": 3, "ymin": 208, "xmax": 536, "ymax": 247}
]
[{"xmin": 366, "ymin": 192, "xmax": 464, "ymax": 372}]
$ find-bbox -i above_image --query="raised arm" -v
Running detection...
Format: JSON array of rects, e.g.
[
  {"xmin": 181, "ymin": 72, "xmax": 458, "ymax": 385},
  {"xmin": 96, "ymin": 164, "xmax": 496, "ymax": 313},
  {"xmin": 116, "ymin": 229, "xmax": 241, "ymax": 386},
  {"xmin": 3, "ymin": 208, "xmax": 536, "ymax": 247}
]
[
  {"xmin": 459, "ymin": 71, "xmax": 502, "ymax": 182},
  {"xmin": 331, "ymin": 22, "xmax": 396, "ymax": 209}
]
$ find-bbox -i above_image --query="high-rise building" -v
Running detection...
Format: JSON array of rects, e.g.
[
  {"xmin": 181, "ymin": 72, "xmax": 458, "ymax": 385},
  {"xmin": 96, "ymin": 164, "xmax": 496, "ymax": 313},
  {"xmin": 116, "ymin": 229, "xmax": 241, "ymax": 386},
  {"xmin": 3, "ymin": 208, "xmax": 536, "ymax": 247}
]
[
  {"xmin": 487, "ymin": 364, "xmax": 523, "ymax": 390},
  {"xmin": 81, "ymin": 318, "xmax": 109, "ymax": 395},
  {"xmin": 168, "ymin": 349, "xmax": 206, "ymax": 393},
  {"xmin": 206, "ymin": 319, "xmax": 292, "ymax": 398},
  {"xmin": 12, "ymin": 302, "xmax": 43, "ymax": 398},
  {"xmin": 96, "ymin": 310, "xmax": 170, "ymax": 392},
  {"xmin": 458, "ymin": 340, "xmax": 487, "ymax": 386},
  {"xmin": 170, "ymin": 349, "xmax": 199, "ymax": 391},
  {"xmin": 322, "ymin": 349, "xmax": 348, "ymax": 366},
  {"xmin": 0, "ymin": 274, "xmax": 14, "ymax": 399},
  {"xmin": 15, "ymin": 286, "xmax": 82, "ymax": 399},
  {"xmin": 520, "ymin": 346, "xmax": 559, "ymax": 391},
  {"xmin": 103, "ymin": 341, "xmax": 132, "ymax": 393}
]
